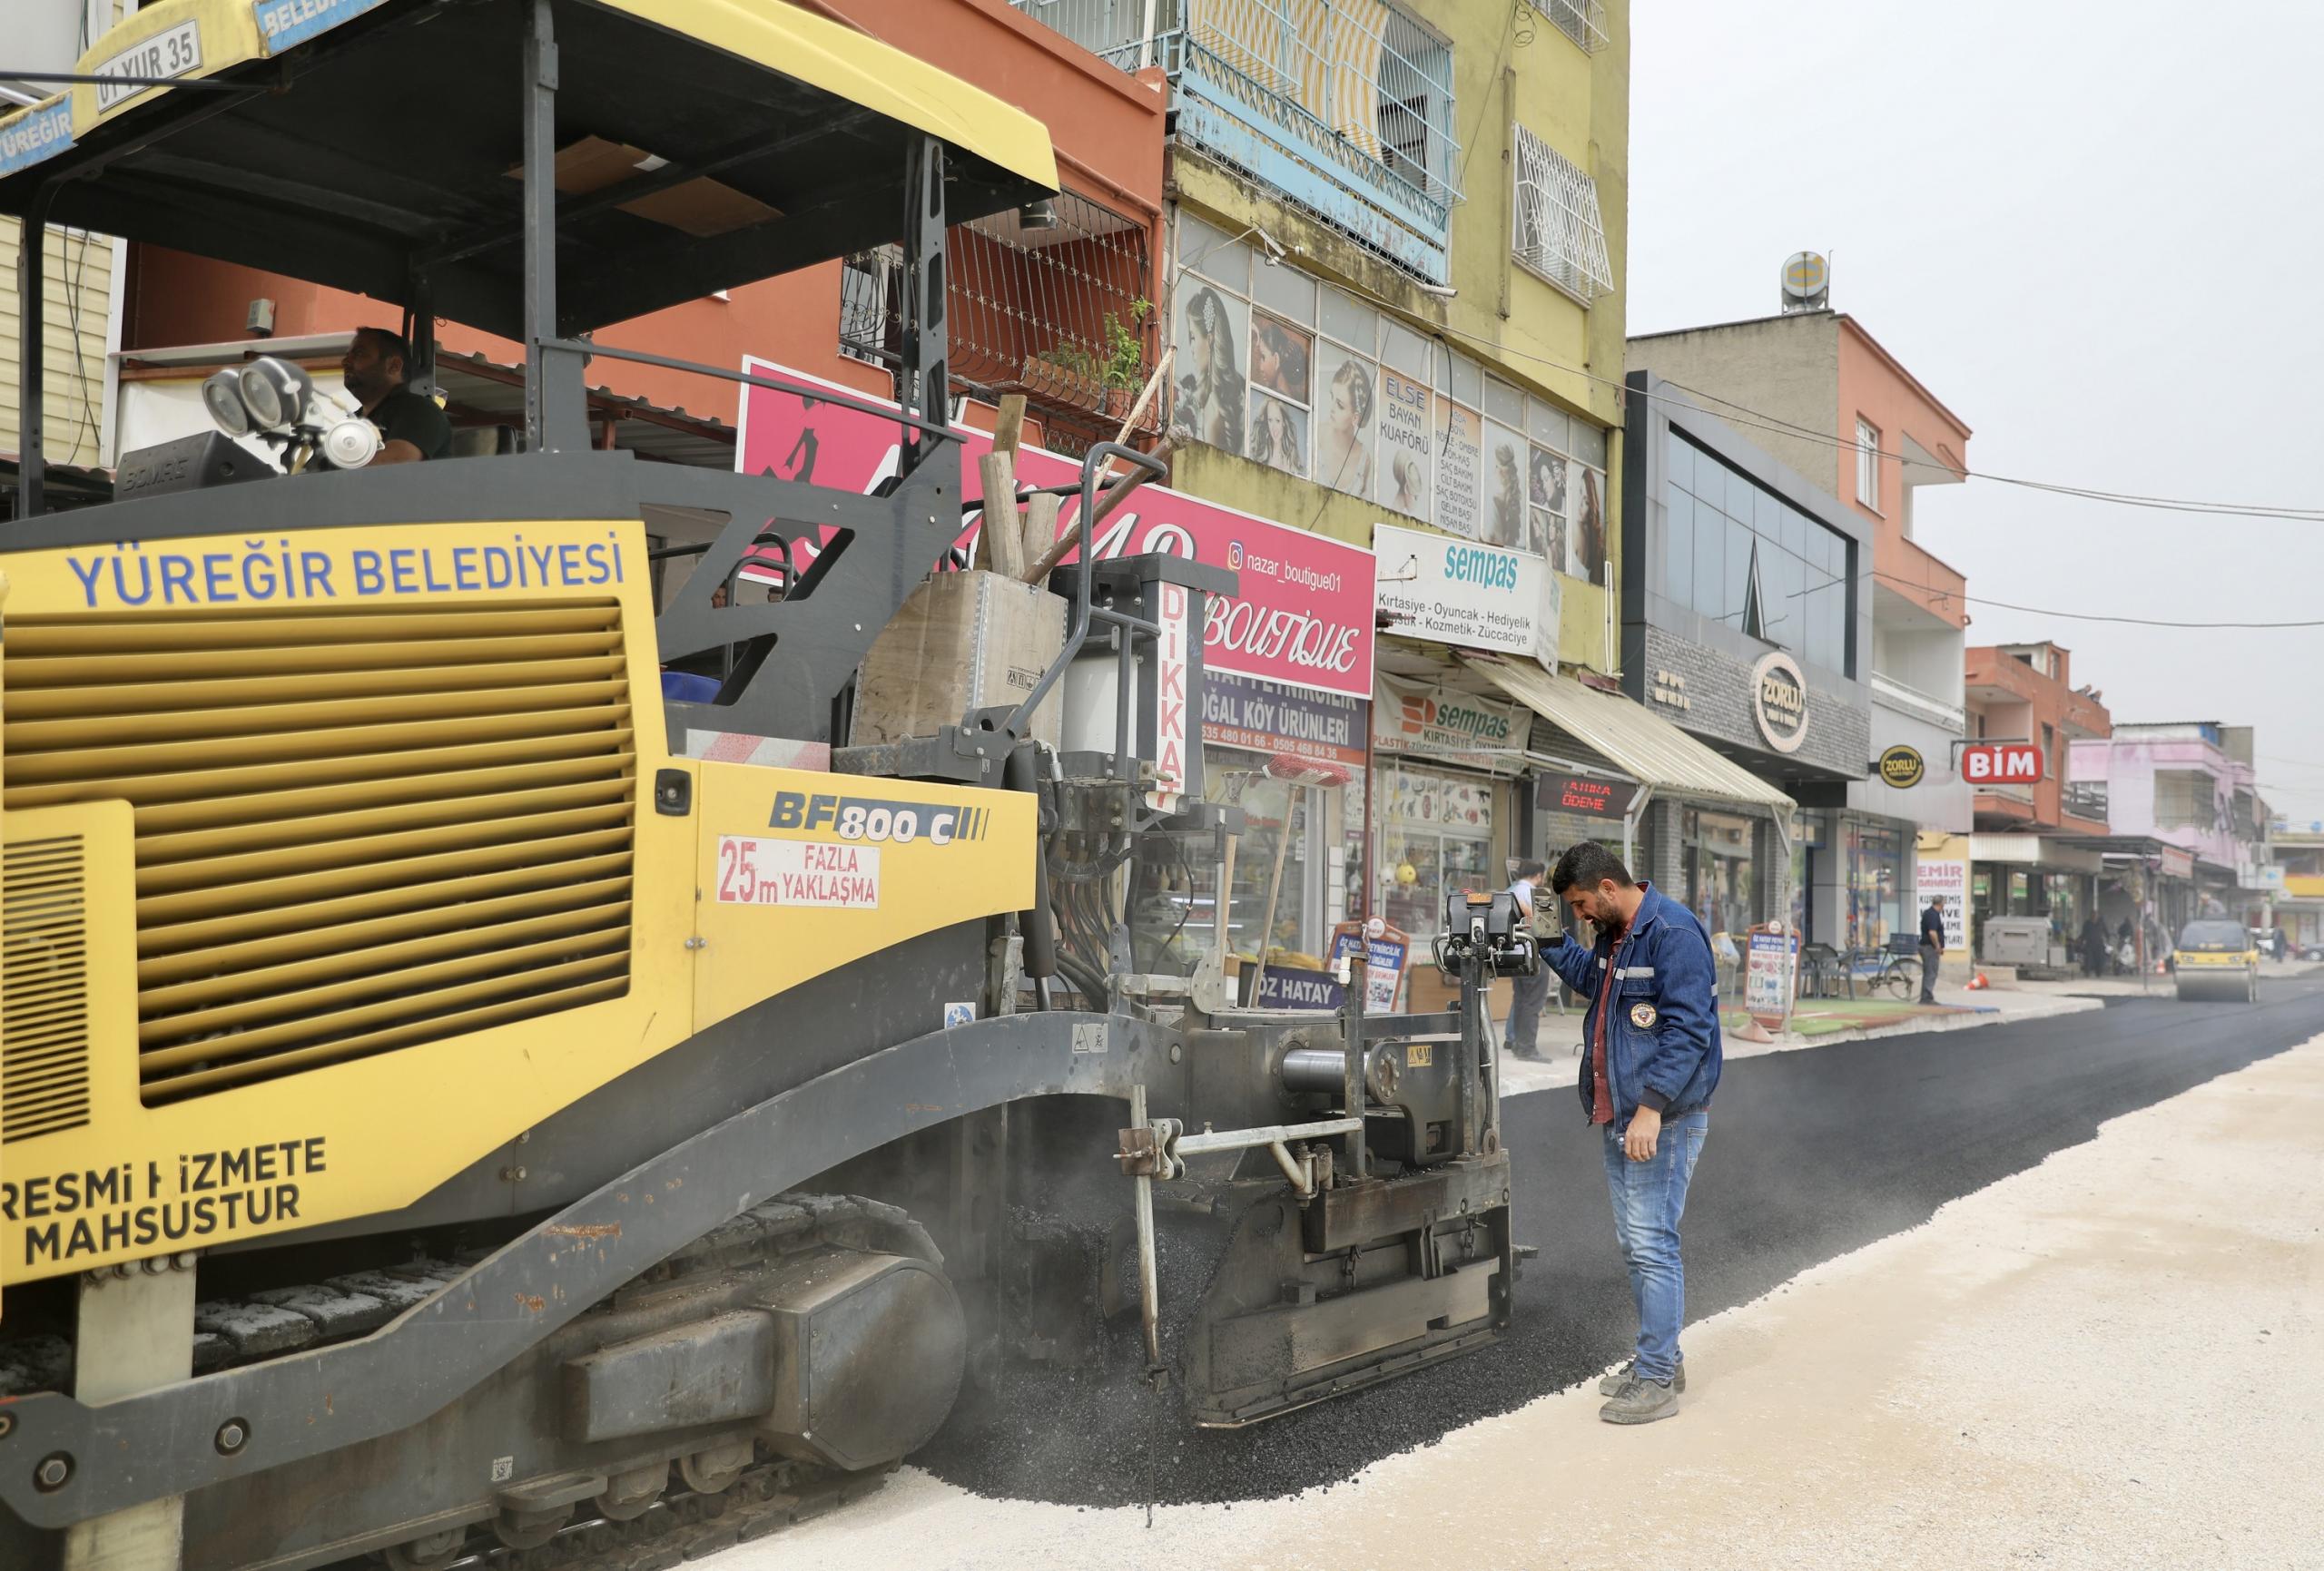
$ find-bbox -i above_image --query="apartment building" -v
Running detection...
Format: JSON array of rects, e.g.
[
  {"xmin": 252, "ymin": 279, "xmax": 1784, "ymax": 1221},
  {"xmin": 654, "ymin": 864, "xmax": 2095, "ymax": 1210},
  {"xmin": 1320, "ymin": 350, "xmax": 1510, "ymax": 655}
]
[
  {"xmin": 1629, "ymin": 302, "xmax": 1975, "ymax": 954},
  {"xmin": 1014, "ymin": 0, "xmax": 1663, "ymax": 1001}
]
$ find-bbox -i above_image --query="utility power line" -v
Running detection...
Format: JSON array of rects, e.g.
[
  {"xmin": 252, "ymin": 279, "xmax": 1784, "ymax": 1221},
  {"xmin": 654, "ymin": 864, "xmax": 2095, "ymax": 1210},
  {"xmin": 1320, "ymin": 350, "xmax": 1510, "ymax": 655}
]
[
  {"xmin": 1176, "ymin": 246, "xmax": 2324, "ymax": 615},
  {"xmin": 1872, "ymin": 573, "xmax": 2324, "ymax": 630},
  {"xmin": 1320, "ymin": 283, "xmax": 2324, "ymax": 522}
]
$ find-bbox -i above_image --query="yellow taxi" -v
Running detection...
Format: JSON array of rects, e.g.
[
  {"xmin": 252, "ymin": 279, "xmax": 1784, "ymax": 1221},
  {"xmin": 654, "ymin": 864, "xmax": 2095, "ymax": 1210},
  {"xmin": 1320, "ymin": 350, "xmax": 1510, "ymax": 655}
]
[{"xmin": 2172, "ymin": 918, "xmax": 2260, "ymax": 1003}]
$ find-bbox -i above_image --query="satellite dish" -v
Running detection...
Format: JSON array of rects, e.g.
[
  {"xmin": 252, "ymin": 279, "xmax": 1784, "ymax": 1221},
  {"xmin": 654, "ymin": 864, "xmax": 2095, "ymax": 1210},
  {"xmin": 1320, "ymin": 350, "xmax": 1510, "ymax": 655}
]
[{"xmin": 1781, "ymin": 250, "xmax": 1828, "ymax": 311}]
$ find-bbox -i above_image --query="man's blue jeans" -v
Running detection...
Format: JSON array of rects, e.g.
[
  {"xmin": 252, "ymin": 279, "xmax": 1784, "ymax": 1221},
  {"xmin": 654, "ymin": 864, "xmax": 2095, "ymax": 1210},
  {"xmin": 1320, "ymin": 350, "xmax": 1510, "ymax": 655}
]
[{"xmin": 1601, "ymin": 1110, "xmax": 1709, "ymax": 1385}]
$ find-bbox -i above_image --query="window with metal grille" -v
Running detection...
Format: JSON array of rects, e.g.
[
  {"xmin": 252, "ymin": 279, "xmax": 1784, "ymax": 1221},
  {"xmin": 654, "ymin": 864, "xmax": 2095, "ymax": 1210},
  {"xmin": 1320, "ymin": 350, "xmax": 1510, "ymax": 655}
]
[
  {"xmin": 1511, "ymin": 123, "xmax": 1613, "ymax": 302},
  {"xmin": 1535, "ymin": 0, "xmax": 1609, "ymax": 53},
  {"xmin": 2154, "ymin": 770, "xmax": 2215, "ymax": 830},
  {"xmin": 1014, "ymin": 1, "xmax": 1462, "ymax": 283},
  {"xmin": 837, "ymin": 190, "xmax": 1154, "ymax": 456},
  {"xmin": 1376, "ymin": 8, "xmax": 1454, "ymax": 200}
]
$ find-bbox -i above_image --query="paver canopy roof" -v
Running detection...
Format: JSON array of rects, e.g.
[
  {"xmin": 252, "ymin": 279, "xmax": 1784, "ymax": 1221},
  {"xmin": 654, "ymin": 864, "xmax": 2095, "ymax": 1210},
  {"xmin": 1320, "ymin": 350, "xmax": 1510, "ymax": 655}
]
[{"xmin": 0, "ymin": 0, "xmax": 1058, "ymax": 338}]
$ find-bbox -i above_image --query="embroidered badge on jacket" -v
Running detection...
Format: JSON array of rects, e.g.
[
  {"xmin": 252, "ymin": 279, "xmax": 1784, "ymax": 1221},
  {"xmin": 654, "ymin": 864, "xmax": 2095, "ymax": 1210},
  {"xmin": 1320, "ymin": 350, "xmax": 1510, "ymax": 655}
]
[{"xmin": 1630, "ymin": 1001, "xmax": 1659, "ymax": 1029}]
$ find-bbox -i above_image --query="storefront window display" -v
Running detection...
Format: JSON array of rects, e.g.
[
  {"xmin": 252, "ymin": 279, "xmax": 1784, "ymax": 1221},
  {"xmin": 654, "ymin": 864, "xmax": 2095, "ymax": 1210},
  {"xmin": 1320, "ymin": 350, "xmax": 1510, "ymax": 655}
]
[
  {"xmin": 1378, "ymin": 765, "xmax": 1495, "ymax": 943},
  {"xmin": 1847, "ymin": 823, "xmax": 1905, "ymax": 951},
  {"xmin": 1969, "ymin": 867, "xmax": 2091, "ymax": 953},
  {"xmin": 1684, "ymin": 809, "xmax": 1757, "ymax": 938},
  {"xmin": 1157, "ymin": 751, "xmax": 1329, "ymax": 971}
]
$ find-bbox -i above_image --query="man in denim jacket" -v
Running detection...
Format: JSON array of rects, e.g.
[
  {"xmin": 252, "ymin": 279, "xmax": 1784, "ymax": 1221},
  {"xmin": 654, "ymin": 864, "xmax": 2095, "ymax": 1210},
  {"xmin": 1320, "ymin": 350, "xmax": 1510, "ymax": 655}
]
[{"xmin": 1542, "ymin": 841, "xmax": 1721, "ymax": 1424}]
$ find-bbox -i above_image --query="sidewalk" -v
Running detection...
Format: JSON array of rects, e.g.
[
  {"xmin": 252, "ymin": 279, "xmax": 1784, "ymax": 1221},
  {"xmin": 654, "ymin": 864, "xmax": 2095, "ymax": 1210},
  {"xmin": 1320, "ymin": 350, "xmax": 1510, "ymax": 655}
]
[
  {"xmin": 726, "ymin": 1036, "xmax": 2324, "ymax": 1571},
  {"xmin": 2004, "ymin": 955, "xmax": 2321, "ymax": 999},
  {"xmin": 1499, "ymin": 980, "xmax": 2099, "ymax": 1097},
  {"xmin": 1229, "ymin": 1027, "xmax": 2324, "ymax": 1571}
]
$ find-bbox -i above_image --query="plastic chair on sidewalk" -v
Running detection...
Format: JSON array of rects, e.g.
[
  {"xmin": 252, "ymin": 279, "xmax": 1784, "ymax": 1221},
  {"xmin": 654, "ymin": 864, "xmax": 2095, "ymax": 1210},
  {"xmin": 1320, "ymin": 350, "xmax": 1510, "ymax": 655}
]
[{"xmin": 1799, "ymin": 942, "xmax": 1852, "ymax": 999}]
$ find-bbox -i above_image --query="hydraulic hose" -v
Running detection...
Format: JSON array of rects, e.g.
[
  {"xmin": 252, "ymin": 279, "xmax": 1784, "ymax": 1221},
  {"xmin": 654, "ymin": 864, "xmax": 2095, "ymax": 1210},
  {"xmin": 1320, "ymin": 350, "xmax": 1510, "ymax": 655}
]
[{"xmin": 1005, "ymin": 743, "xmax": 1059, "ymax": 1009}]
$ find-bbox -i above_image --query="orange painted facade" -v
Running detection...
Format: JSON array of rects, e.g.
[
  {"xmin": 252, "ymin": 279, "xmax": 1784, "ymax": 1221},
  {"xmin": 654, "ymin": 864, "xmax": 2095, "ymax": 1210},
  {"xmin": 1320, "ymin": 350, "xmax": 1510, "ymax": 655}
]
[
  {"xmin": 1963, "ymin": 642, "xmax": 2112, "ymax": 833},
  {"xmin": 119, "ymin": 0, "xmax": 1167, "ymax": 447},
  {"xmin": 1836, "ymin": 317, "xmax": 1972, "ymax": 630}
]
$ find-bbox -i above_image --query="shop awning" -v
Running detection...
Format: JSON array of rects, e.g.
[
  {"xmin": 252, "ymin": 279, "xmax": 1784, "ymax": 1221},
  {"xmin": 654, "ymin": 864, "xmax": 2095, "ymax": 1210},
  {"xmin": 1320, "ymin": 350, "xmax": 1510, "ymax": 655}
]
[
  {"xmin": 1968, "ymin": 834, "xmax": 2104, "ymax": 875},
  {"xmin": 2081, "ymin": 835, "xmax": 2198, "ymax": 881},
  {"xmin": 1466, "ymin": 656, "xmax": 1795, "ymax": 815}
]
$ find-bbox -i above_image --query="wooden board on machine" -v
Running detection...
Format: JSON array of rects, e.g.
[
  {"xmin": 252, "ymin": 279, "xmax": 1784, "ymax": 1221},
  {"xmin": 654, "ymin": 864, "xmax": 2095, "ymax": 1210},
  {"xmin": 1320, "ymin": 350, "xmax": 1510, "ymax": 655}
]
[{"xmin": 850, "ymin": 569, "xmax": 1066, "ymax": 749}]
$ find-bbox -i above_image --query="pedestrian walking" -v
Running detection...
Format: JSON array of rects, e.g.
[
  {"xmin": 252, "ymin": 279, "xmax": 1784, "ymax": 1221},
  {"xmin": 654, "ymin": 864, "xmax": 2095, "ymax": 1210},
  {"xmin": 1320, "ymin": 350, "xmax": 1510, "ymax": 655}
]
[
  {"xmin": 1919, "ymin": 897, "xmax": 1946, "ymax": 1004},
  {"xmin": 1504, "ymin": 859, "xmax": 1551, "ymax": 1061},
  {"xmin": 2079, "ymin": 916, "xmax": 2108, "ymax": 978},
  {"xmin": 1539, "ymin": 841, "xmax": 1720, "ymax": 1426}
]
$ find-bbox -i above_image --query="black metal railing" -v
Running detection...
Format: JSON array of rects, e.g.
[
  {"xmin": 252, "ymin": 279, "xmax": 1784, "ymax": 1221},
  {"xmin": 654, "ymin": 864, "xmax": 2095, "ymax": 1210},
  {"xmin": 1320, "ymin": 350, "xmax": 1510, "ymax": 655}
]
[{"xmin": 839, "ymin": 189, "xmax": 1156, "ymax": 455}]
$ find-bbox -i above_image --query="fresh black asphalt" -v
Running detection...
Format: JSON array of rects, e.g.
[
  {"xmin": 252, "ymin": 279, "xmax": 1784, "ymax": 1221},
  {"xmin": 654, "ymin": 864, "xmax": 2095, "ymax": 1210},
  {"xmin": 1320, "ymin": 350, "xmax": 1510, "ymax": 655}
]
[{"xmin": 925, "ymin": 974, "xmax": 2324, "ymax": 1507}]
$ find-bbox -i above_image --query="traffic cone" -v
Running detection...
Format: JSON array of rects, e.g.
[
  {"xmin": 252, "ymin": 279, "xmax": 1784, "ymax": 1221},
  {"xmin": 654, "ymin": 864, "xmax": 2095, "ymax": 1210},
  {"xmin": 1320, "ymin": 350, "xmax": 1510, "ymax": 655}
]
[{"xmin": 1966, "ymin": 971, "xmax": 1989, "ymax": 990}]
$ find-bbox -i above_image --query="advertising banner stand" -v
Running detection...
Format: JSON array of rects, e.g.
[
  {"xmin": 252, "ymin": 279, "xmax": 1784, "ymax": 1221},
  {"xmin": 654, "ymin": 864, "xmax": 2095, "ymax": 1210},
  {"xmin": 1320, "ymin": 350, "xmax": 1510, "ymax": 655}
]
[
  {"xmin": 1250, "ymin": 919, "xmax": 1411, "ymax": 1013},
  {"xmin": 1741, "ymin": 920, "xmax": 1798, "ymax": 1040},
  {"xmin": 1330, "ymin": 919, "xmax": 1412, "ymax": 1014}
]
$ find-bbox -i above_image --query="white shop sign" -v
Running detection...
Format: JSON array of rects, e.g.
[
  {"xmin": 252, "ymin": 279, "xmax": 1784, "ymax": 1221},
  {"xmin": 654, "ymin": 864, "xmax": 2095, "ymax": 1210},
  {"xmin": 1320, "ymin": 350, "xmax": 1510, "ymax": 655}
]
[
  {"xmin": 1373, "ymin": 673, "xmax": 1526, "ymax": 763},
  {"xmin": 1373, "ymin": 522, "xmax": 1561, "ymax": 664},
  {"xmin": 1919, "ymin": 858, "xmax": 1968, "ymax": 951}
]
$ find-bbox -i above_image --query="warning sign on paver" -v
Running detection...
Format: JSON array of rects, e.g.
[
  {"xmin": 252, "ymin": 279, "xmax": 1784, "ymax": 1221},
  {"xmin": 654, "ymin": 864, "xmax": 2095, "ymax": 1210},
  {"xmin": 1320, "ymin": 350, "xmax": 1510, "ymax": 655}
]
[{"xmin": 715, "ymin": 837, "xmax": 881, "ymax": 908}]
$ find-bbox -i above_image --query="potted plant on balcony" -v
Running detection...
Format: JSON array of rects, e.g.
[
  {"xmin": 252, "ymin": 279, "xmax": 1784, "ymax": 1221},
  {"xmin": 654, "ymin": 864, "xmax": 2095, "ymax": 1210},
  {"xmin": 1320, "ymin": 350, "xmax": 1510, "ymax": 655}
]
[{"xmin": 1021, "ymin": 303, "xmax": 1149, "ymax": 421}]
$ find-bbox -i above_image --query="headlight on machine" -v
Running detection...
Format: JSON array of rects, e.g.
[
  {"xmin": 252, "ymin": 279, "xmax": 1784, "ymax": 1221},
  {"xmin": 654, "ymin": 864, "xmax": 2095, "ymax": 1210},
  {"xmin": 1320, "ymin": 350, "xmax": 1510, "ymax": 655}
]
[
  {"xmin": 201, "ymin": 368, "xmax": 254, "ymax": 436},
  {"xmin": 321, "ymin": 416, "xmax": 383, "ymax": 469},
  {"xmin": 237, "ymin": 355, "xmax": 315, "ymax": 430}
]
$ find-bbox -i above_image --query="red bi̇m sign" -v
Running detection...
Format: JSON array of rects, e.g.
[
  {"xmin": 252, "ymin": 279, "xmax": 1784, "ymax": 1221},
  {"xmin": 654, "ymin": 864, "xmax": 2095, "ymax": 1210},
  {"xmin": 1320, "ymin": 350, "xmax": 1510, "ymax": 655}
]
[{"xmin": 1961, "ymin": 743, "xmax": 2043, "ymax": 785}]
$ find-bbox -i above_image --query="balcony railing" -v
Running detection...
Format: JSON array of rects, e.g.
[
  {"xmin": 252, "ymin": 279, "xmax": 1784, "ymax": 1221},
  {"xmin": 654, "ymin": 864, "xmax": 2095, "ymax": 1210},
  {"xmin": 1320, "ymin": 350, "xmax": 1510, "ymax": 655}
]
[
  {"xmin": 1009, "ymin": 0, "xmax": 1154, "ymax": 61},
  {"xmin": 1011, "ymin": 0, "xmax": 1461, "ymax": 283},
  {"xmin": 839, "ymin": 189, "xmax": 1157, "ymax": 456},
  {"xmin": 1871, "ymin": 670, "xmax": 1966, "ymax": 733}
]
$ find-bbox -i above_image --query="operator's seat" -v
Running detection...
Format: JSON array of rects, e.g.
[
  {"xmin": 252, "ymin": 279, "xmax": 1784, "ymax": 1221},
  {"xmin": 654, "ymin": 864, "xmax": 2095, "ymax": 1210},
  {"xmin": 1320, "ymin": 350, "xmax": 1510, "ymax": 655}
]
[{"xmin": 449, "ymin": 424, "xmax": 519, "ymax": 458}]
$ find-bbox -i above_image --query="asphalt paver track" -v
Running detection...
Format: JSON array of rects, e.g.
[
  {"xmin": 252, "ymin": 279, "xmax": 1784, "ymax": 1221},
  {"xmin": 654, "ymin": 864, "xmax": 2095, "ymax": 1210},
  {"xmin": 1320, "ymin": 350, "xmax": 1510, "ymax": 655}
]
[{"xmin": 921, "ymin": 976, "xmax": 2324, "ymax": 1507}]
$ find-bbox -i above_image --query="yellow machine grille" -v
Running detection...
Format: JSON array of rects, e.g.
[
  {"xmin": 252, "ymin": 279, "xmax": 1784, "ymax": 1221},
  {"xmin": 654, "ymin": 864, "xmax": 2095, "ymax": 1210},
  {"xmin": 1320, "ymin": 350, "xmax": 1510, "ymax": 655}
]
[
  {"xmin": 2, "ymin": 834, "xmax": 94, "ymax": 1141},
  {"xmin": 2, "ymin": 600, "xmax": 637, "ymax": 1105}
]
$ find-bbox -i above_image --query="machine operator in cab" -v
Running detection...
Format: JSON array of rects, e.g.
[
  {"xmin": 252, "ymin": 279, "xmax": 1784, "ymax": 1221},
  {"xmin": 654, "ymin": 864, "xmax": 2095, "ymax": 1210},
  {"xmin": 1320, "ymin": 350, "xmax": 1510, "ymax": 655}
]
[{"xmin": 342, "ymin": 325, "xmax": 453, "ymax": 463}]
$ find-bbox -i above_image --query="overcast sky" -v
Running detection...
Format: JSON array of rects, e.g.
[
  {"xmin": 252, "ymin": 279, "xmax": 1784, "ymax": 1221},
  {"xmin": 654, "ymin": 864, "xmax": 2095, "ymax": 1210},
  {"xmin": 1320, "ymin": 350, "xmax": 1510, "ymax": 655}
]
[{"xmin": 1626, "ymin": 0, "xmax": 2324, "ymax": 827}]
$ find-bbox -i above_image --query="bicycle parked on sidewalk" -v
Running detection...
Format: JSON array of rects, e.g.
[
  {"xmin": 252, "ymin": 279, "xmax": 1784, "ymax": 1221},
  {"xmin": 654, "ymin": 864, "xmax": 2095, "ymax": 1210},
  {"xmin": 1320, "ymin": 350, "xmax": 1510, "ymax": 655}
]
[{"xmin": 1865, "ymin": 946, "xmax": 1922, "ymax": 1000}]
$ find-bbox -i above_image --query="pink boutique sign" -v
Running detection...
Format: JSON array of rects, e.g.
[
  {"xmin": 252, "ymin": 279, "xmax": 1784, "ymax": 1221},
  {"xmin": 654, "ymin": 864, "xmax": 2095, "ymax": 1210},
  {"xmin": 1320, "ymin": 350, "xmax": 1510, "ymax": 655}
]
[{"xmin": 736, "ymin": 358, "xmax": 1376, "ymax": 698}]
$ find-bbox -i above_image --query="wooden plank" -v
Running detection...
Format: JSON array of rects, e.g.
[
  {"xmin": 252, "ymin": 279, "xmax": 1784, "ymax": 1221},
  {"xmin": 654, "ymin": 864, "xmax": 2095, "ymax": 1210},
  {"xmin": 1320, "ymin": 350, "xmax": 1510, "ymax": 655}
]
[
  {"xmin": 977, "ymin": 449, "xmax": 1024, "ymax": 578},
  {"xmin": 1019, "ymin": 491, "xmax": 1061, "ymax": 575},
  {"xmin": 967, "ymin": 393, "xmax": 1026, "ymax": 571},
  {"xmin": 989, "ymin": 391, "xmax": 1028, "ymax": 460}
]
